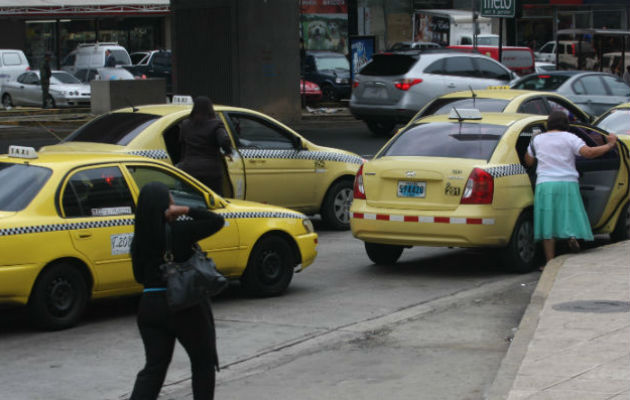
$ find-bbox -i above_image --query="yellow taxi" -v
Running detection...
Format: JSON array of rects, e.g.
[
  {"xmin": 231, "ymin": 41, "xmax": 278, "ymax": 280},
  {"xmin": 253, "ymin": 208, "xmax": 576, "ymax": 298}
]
[
  {"xmin": 594, "ymin": 102, "xmax": 630, "ymax": 136},
  {"xmin": 408, "ymin": 89, "xmax": 592, "ymax": 125},
  {"xmin": 350, "ymin": 110, "xmax": 630, "ymax": 272},
  {"xmin": 39, "ymin": 100, "xmax": 363, "ymax": 230},
  {"xmin": 0, "ymin": 146, "xmax": 318, "ymax": 330}
]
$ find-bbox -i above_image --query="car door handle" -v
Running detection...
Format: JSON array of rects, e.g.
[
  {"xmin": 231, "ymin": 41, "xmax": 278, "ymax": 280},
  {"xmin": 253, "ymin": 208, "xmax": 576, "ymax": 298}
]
[{"xmin": 74, "ymin": 230, "xmax": 92, "ymax": 239}]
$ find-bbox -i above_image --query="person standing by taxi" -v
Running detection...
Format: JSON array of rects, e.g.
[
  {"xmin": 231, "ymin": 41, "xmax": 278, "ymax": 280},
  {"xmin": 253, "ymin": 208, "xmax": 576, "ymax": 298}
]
[
  {"xmin": 178, "ymin": 96, "xmax": 233, "ymax": 195},
  {"xmin": 129, "ymin": 182, "xmax": 224, "ymax": 400},
  {"xmin": 39, "ymin": 52, "xmax": 52, "ymax": 108},
  {"xmin": 525, "ymin": 111, "xmax": 617, "ymax": 269}
]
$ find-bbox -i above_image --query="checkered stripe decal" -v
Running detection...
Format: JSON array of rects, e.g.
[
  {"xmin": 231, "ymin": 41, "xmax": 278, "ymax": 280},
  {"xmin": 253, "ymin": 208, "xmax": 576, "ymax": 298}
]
[
  {"xmin": 178, "ymin": 211, "xmax": 305, "ymax": 221},
  {"xmin": 351, "ymin": 212, "xmax": 495, "ymax": 225},
  {"xmin": 239, "ymin": 149, "xmax": 363, "ymax": 165},
  {"xmin": 484, "ymin": 164, "xmax": 527, "ymax": 178},
  {"xmin": 0, "ymin": 218, "xmax": 134, "ymax": 237},
  {"xmin": 127, "ymin": 149, "xmax": 170, "ymax": 160}
]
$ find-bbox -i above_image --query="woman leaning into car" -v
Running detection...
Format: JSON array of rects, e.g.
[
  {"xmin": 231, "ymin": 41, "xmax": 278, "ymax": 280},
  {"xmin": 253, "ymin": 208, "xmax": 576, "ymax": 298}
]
[{"xmin": 525, "ymin": 111, "xmax": 617, "ymax": 270}]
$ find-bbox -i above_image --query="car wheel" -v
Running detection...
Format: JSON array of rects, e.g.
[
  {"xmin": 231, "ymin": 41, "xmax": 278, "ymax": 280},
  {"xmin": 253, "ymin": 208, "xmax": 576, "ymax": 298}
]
[
  {"xmin": 28, "ymin": 263, "xmax": 88, "ymax": 330},
  {"xmin": 501, "ymin": 212, "xmax": 537, "ymax": 273},
  {"xmin": 321, "ymin": 84, "xmax": 337, "ymax": 101},
  {"xmin": 45, "ymin": 95, "xmax": 56, "ymax": 109},
  {"xmin": 366, "ymin": 120, "xmax": 396, "ymax": 136},
  {"xmin": 610, "ymin": 202, "xmax": 630, "ymax": 242},
  {"xmin": 364, "ymin": 242, "xmax": 404, "ymax": 265},
  {"xmin": 321, "ymin": 179, "xmax": 353, "ymax": 230},
  {"xmin": 241, "ymin": 235, "xmax": 295, "ymax": 296},
  {"xmin": 2, "ymin": 93, "xmax": 13, "ymax": 108}
]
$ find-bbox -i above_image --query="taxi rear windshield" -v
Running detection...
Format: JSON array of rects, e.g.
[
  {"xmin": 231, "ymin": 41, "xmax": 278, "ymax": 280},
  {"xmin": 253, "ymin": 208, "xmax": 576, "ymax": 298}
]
[
  {"xmin": 0, "ymin": 163, "xmax": 52, "ymax": 211},
  {"xmin": 512, "ymin": 75, "xmax": 570, "ymax": 91},
  {"xmin": 379, "ymin": 122, "xmax": 506, "ymax": 160},
  {"xmin": 418, "ymin": 98, "xmax": 509, "ymax": 118},
  {"xmin": 63, "ymin": 113, "xmax": 160, "ymax": 145}
]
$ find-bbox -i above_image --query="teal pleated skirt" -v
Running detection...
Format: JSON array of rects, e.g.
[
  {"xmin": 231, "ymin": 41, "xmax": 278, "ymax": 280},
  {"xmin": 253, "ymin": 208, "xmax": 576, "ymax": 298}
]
[{"xmin": 534, "ymin": 181, "xmax": 594, "ymax": 241}]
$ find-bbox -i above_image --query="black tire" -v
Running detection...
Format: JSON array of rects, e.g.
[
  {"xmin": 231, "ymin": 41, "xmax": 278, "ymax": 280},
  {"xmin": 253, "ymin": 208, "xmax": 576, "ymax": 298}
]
[
  {"xmin": 501, "ymin": 212, "xmax": 537, "ymax": 273},
  {"xmin": 366, "ymin": 120, "xmax": 396, "ymax": 136},
  {"xmin": 321, "ymin": 84, "xmax": 336, "ymax": 101},
  {"xmin": 241, "ymin": 235, "xmax": 295, "ymax": 296},
  {"xmin": 28, "ymin": 263, "xmax": 88, "ymax": 330},
  {"xmin": 2, "ymin": 93, "xmax": 13, "ymax": 108},
  {"xmin": 45, "ymin": 95, "xmax": 56, "ymax": 109},
  {"xmin": 321, "ymin": 179, "xmax": 353, "ymax": 230},
  {"xmin": 611, "ymin": 203, "xmax": 630, "ymax": 242},
  {"xmin": 364, "ymin": 242, "xmax": 404, "ymax": 265}
]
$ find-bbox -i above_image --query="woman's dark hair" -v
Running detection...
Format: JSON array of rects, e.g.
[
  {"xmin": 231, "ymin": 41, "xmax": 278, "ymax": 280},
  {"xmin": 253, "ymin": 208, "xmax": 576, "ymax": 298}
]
[
  {"xmin": 189, "ymin": 96, "xmax": 215, "ymax": 124},
  {"xmin": 130, "ymin": 182, "xmax": 170, "ymax": 283},
  {"xmin": 547, "ymin": 111, "xmax": 569, "ymax": 131}
]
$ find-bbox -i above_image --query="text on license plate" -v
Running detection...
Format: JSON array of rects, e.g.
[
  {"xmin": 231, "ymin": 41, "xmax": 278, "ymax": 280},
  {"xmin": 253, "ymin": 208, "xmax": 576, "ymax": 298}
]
[{"xmin": 397, "ymin": 181, "xmax": 426, "ymax": 198}]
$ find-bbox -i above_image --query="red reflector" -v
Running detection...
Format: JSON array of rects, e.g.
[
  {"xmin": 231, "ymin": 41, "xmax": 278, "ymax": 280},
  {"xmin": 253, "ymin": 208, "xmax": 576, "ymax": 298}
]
[
  {"xmin": 353, "ymin": 213, "xmax": 364, "ymax": 219},
  {"xmin": 434, "ymin": 217, "xmax": 449, "ymax": 223},
  {"xmin": 404, "ymin": 216, "xmax": 419, "ymax": 222},
  {"xmin": 467, "ymin": 218, "xmax": 483, "ymax": 224},
  {"xmin": 376, "ymin": 214, "xmax": 389, "ymax": 220}
]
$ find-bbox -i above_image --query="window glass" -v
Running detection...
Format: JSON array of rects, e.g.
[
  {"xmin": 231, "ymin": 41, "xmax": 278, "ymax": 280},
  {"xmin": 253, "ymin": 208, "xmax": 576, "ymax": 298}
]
[
  {"xmin": 23, "ymin": 73, "xmax": 39, "ymax": 84},
  {"xmin": 378, "ymin": 122, "xmax": 506, "ymax": 160},
  {"xmin": 423, "ymin": 59, "xmax": 445, "ymax": 74},
  {"xmin": 17, "ymin": 73, "xmax": 28, "ymax": 83},
  {"xmin": 62, "ymin": 166, "xmax": 134, "ymax": 218},
  {"xmin": 2, "ymin": 52, "xmax": 22, "ymax": 66},
  {"xmin": 0, "ymin": 163, "xmax": 52, "ymax": 211},
  {"xmin": 576, "ymin": 76, "xmax": 607, "ymax": 95},
  {"xmin": 61, "ymin": 53, "xmax": 75, "ymax": 67},
  {"xmin": 596, "ymin": 109, "xmax": 630, "ymax": 135},
  {"xmin": 569, "ymin": 126, "xmax": 619, "ymax": 159},
  {"xmin": 475, "ymin": 58, "xmax": 509, "ymax": 80},
  {"xmin": 558, "ymin": 44, "xmax": 566, "ymax": 53},
  {"xmin": 547, "ymin": 98, "xmax": 587, "ymax": 122},
  {"xmin": 153, "ymin": 53, "xmax": 171, "ymax": 68},
  {"xmin": 64, "ymin": 113, "xmax": 160, "ymax": 145},
  {"xmin": 518, "ymin": 99, "xmax": 548, "ymax": 115},
  {"xmin": 126, "ymin": 166, "xmax": 207, "ymax": 209},
  {"xmin": 314, "ymin": 55, "xmax": 349, "ymax": 71},
  {"xmin": 419, "ymin": 98, "xmax": 508, "ymax": 118},
  {"xmin": 131, "ymin": 53, "xmax": 148, "ymax": 65},
  {"xmin": 443, "ymin": 57, "xmax": 476, "ymax": 77},
  {"xmin": 359, "ymin": 54, "xmax": 418, "ymax": 76},
  {"xmin": 539, "ymin": 43, "xmax": 554, "ymax": 53},
  {"xmin": 51, "ymin": 71, "xmax": 81, "ymax": 84},
  {"xmin": 602, "ymin": 75, "xmax": 630, "ymax": 96},
  {"xmin": 226, "ymin": 113, "xmax": 294, "ymax": 149},
  {"xmin": 512, "ymin": 74, "xmax": 570, "ymax": 91},
  {"xmin": 110, "ymin": 50, "xmax": 132, "ymax": 65}
]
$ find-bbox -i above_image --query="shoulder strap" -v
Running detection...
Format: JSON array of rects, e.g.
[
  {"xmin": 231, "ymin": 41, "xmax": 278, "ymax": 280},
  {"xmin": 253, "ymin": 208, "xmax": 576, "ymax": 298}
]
[{"xmin": 164, "ymin": 223, "xmax": 174, "ymax": 261}]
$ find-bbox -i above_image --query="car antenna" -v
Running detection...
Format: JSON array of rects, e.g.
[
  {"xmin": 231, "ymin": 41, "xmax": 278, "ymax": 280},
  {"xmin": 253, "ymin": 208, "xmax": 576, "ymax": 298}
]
[
  {"xmin": 451, "ymin": 107, "xmax": 463, "ymax": 122},
  {"xmin": 469, "ymin": 85, "xmax": 477, "ymax": 108},
  {"xmin": 125, "ymin": 97, "xmax": 138, "ymax": 112}
]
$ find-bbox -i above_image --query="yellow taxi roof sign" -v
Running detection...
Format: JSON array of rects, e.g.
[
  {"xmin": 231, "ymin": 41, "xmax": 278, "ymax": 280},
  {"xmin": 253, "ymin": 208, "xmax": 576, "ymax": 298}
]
[
  {"xmin": 171, "ymin": 95, "xmax": 193, "ymax": 105},
  {"xmin": 8, "ymin": 145, "xmax": 38, "ymax": 159}
]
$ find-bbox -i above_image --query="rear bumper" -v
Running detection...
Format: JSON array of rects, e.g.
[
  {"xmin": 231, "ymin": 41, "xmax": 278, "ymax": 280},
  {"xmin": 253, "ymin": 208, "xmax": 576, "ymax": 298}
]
[
  {"xmin": 295, "ymin": 232, "xmax": 318, "ymax": 271},
  {"xmin": 350, "ymin": 200, "xmax": 519, "ymax": 248}
]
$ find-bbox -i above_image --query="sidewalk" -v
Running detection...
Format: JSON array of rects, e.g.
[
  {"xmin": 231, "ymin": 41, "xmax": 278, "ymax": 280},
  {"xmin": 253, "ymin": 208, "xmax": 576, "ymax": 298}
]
[{"xmin": 487, "ymin": 240, "xmax": 630, "ymax": 399}]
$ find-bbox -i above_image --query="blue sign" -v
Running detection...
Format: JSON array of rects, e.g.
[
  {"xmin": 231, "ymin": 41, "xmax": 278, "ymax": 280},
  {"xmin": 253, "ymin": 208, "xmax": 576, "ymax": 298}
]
[{"xmin": 349, "ymin": 36, "xmax": 376, "ymax": 82}]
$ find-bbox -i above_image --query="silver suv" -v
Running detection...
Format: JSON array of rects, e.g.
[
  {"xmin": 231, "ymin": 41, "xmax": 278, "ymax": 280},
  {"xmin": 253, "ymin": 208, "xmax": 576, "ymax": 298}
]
[{"xmin": 350, "ymin": 50, "xmax": 516, "ymax": 135}]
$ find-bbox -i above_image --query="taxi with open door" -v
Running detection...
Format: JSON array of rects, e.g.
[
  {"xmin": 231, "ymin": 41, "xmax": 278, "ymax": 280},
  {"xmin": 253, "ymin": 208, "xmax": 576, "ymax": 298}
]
[
  {"xmin": 39, "ymin": 98, "xmax": 363, "ymax": 230},
  {"xmin": 350, "ymin": 109, "xmax": 630, "ymax": 272},
  {"xmin": 0, "ymin": 146, "xmax": 318, "ymax": 330},
  {"xmin": 594, "ymin": 102, "xmax": 630, "ymax": 136}
]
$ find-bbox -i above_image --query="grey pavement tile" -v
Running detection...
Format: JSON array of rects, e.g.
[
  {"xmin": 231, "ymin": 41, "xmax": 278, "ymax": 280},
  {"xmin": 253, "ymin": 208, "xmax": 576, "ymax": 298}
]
[
  {"xmin": 546, "ymin": 377, "xmax": 629, "ymax": 394},
  {"xmin": 511, "ymin": 374, "xmax": 567, "ymax": 391},
  {"xmin": 605, "ymin": 391, "xmax": 630, "ymax": 400},
  {"xmin": 507, "ymin": 390, "xmax": 537, "ymax": 400}
]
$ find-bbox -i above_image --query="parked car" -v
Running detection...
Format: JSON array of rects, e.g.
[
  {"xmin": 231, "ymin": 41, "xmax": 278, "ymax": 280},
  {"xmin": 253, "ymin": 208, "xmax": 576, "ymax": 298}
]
[
  {"xmin": 600, "ymin": 52, "xmax": 630, "ymax": 74},
  {"xmin": 1, "ymin": 70, "xmax": 90, "ymax": 108},
  {"xmin": 130, "ymin": 51, "xmax": 150, "ymax": 65},
  {"xmin": 534, "ymin": 40, "xmax": 596, "ymax": 69},
  {"xmin": 0, "ymin": 49, "xmax": 29, "ymax": 93},
  {"xmin": 73, "ymin": 67, "xmax": 136, "ymax": 83},
  {"xmin": 39, "ymin": 101, "xmax": 363, "ymax": 229},
  {"xmin": 0, "ymin": 146, "xmax": 318, "ymax": 329},
  {"xmin": 124, "ymin": 50, "xmax": 172, "ymax": 92},
  {"xmin": 61, "ymin": 42, "xmax": 132, "ymax": 75},
  {"xmin": 350, "ymin": 49, "xmax": 517, "ymax": 135},
  {"xmin": 350, "ymin": 110, "xmax": 630, "ymax": 271},
  {"xmin": 300, "ymin": 79, "xmax": 323, "ymax": 102},
  {"xmin": 301, "ymin": 51, "xmax": 351, "ymax": 101},
  {"xmin": 594, "ymin": 102, "xmax": 630, "ymax": 136},
  {"xmin": 410, "ymin": 89, "xmax": 592, "ymax": 123},
  {"xmin": 388, "ymin": 41, "xmax": 441, "ymax": 51},
  {"xmin": 511, "ymin": 71, "xmax": 630, "ymax": 117},
  {"xmin": 448, "ymin": 45, "xmax": 535, "ymax": 76}
]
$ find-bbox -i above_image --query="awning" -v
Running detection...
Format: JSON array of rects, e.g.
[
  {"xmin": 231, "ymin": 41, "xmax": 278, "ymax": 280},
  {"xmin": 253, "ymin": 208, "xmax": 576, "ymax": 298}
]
[{"xmin": 0, "ymin": 0, "xmax": 170, "ymax": 17}]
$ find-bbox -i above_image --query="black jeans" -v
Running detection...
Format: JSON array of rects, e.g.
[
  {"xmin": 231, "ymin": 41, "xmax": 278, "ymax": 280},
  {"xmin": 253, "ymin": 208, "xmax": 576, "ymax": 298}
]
[{"xmin": 130, "ymin": 293, "xmax": 215, "ymax": 400}]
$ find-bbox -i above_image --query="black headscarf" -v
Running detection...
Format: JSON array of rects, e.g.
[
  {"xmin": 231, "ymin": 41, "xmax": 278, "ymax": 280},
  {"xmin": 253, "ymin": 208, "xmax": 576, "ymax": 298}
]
[
  {"xmin": 190, "ymin": 96, "xmax": 216, "ymax": 125},
  {"xmin": 130, "ymin": 182, "xmax": 171, "ymax": 284}
]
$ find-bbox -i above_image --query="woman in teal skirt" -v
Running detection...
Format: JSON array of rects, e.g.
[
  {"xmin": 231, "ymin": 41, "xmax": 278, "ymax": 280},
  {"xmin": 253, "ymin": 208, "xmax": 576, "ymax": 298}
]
[{"xmin": 524, "ymin": 111, "xmax": 617, "ymax": 269}]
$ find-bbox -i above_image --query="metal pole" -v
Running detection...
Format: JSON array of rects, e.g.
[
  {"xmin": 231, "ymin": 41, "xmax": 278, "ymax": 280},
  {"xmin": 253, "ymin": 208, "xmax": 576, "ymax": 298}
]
[
  {"xmin": 553, "ymin": 7, "xmax": 559, "ymax": 69},
  {"xmin": 499, "ymin": 18, "xmax": 503, "ymax": 64}
]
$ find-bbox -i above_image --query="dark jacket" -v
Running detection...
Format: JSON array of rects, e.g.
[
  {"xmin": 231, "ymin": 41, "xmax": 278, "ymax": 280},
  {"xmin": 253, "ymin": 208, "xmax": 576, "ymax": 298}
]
[
  {"xmin": 40, "ymin": 60, "xmax": 51, "ymax": 85},
  {"xmin": 178, "ymin": 118, "xmax": 233, "ymax": 181}
]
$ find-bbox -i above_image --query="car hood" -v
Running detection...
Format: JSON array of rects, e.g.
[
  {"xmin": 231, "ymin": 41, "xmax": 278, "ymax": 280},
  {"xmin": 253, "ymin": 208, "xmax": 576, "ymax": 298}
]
[
  {"xmin": 50, "ymin": 83, "xmax": 90, "ymax": 92},
  {"xmin": 318, "ymin": 68, "xmax": 350, "ymax": 79}
]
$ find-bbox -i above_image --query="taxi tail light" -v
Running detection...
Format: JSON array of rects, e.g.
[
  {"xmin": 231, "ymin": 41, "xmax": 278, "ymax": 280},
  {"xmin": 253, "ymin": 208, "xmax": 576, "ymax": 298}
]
[
  {"xmin": 353, "ymin": 164, "xmax": 366, "ymax": 199},
  {"xmin": 352, "ymin": 79, "xmax": 360, "ymax": 89},
  {"xmin": 460, "ymin": 168, "xmax": 493, "ymax": 204},
  {"xmin": 394, "ymin": 78, "xmax": 422, "ymax": 91}
]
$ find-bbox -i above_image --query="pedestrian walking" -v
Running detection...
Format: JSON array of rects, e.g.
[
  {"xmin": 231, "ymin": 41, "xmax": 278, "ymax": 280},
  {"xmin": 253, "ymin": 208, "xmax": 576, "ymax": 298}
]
[
  {"xmin": 524, "ymin": 111, "xmax": 617, "ymax": 270},
  {"xmin": 105, "ymin": 49, "xmax": 117, "ymax": 67},
  {"xmin": 39, "ymin": 52, "xmax": 52, "ymax": 108},
  {"xmin": 178, "ymin": 96, "xmax": 233, "ymax": 196},
  {"xmin": 129, "ymin": 181, "xmax": 224, "ymax": 400}
]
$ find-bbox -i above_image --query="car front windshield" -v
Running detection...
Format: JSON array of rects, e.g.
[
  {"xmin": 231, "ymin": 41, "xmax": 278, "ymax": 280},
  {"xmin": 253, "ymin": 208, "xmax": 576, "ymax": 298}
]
[
  {"xmin": 0, "ymin": 163, "xmax": 52, "ymax": 211},
  {"xmin": 111, "ymin": 50, "xmax": 132, "ymax": 65},
  {"xmin": 596, "ymin": 109, "xmax": 630, "ymax": 135},
  {"xmin": 512, "ymin": 75, "xmax": 570, "ymax": 91},
  {"xmin": 63, "ymin": 112, "xmax": 161, "ymax": 145},
  {"xmin": 51, "ymin": 72, "xmax": 81, "ymax": 84},
  {"xmin": 379, "ymin": 122, "xmax": 506, "ymax": 160},
  {"xmin": 315, "ymin": 56, "xmax": 349, "ymax": 71}
]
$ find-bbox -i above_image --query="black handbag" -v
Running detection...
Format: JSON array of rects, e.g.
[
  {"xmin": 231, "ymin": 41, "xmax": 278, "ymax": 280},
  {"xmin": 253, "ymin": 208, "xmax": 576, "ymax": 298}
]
[{"xmin": 160, "ymin": 224, "xmax": 228, "ymax": 311}]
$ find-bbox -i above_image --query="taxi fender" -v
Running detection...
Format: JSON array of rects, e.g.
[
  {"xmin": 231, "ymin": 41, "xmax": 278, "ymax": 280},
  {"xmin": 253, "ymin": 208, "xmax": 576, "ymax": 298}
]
[
  {"xmin": 238, "ymin": 223, "xmax": 305, "ymax": 267},
  {"xmin": 315, "ymin": 169, "xmax": 359, "ymax": 207}
]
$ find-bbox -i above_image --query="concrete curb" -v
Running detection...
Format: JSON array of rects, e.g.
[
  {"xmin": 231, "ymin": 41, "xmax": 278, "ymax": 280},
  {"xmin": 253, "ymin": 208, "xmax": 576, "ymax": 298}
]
[{"xmin": 0, "ymin": 107, "xmax": 90, "ymax": 117}]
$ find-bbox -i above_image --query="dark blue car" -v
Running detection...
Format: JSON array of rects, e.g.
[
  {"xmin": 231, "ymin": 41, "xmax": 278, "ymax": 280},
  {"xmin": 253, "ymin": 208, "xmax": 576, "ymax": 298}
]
[{"xmin": 302, "ymin": 51, "xmax": 351, "ymax": 101}]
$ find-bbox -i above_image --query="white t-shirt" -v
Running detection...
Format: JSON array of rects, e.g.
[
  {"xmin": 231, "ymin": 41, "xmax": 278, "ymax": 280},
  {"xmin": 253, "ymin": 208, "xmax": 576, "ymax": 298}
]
[{"xmin": 527, "ymin": 131, "xmax": 586, "ymax": 183}]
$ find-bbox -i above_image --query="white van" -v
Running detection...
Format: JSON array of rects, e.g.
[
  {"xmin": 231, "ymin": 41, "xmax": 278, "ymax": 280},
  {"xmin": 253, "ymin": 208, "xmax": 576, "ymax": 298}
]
[
  {"xmin": 0, "ymin": 49, "xmax": 30, "ymax": 91},
  {"xmin": 534, "ymin": 40, "xmax": 596, "ymax": 69},
  {"xmin": 61, "ymin": 43, "xmax": 132, "ymax": 75}
]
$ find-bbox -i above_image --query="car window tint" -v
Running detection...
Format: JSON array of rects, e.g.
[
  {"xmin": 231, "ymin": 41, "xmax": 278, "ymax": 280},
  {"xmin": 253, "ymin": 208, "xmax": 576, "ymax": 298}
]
[
  {"xmin": 153, "ymin": 53, "xmax": 171, "ymax": 68},
  {"xmin": 576, "ymin": 76, "xmax": 607, "ymax": 95},
  {"xmin": 17, "ymin": 73, "xmax": 28, "ymax": 83},
  {"xmin": 602, "ymin": 75, "xmax": 630, "ymax": 97},
  {"xmin": 539, "ymin": 43, "xmax": 553, "ymax": 53},
  {"xmin": 23, "ymin": 73, "xmax": 39, "ymax": 84},
  {"xmin": 2, "ymin": 52, "xmax": 22, "ymax": 66},
  {"xmin": 0, "ymin": 162, "xmax": 52, "ymax": 211},
  {"xmin": 596, "ymin": 109, "xmax": 630, "ymax": 135},
  {"xmin": 226, "ymin": 113, "xmax": 294, "ymax": 149},
  {"xmin": 443, "ymin": 57, "xmax": 476, "ymax": 77},
  {"xmin": 546, "ymin": 98, "xmax": 587, "ymax": 122},
  {"xmin": 379, "ymin": 122, "xmax": 506, "ymax": 160},
  {"xmin": 518, "ymin": 98, "xmax": 548, "ymax": 115},
  {"xmin": 64, "ymin": 113, "xmax": 160, "ymax": 145},
  {"xmin": 110, "ymin": 50, "xmax": 131, "ymax": 65},
  {"xmin": 359, "ymin": 54, "xmax": 417, "ymax": 76},
  {"xmin": 126, "ymin": 165, "xmax": 208, "ymax": 208},
  {"xmin": 51, "ymin": 72, "xmax": 81, "ymax": 84},
  {"xmin": 512, "ymin": 74, "xmax": 570, "ymax": 91},
  {"xmin": 62, "ymin": 166, "xmax": 134, "ymax": 218},
  {"xmin": 420, "ymin": 98, "xmax": 508, "ymax": 118},
  {"xmin": 475, "ymin": 58, "xmax": 509, "ymax": 80},
  {"xmin": 423, "ymin": 59, "xmax": 445, "ymax": 74},
  {"xmin": 314, "ymin": 55, "xmax": 349, "ymax": 71},
  {"xmin": 558, "ymin": 44, "xmax": 566, "ymax": 53}
]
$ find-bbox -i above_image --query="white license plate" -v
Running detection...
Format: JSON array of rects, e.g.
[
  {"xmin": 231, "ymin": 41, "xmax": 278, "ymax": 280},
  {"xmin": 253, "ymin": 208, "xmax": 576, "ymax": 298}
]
[
  {"xmin": 363, "ymin": 86, "xmax": 387, "ymax": 99},
  {"xmin": 397, "ymin": 181, "xmax": 426, "ymax": 198}
]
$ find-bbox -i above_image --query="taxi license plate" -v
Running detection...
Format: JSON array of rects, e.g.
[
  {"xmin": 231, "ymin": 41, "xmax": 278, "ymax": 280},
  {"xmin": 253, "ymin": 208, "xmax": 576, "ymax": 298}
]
[{"xmin": 397, "ymin": 181, "xmax": 426, "ymax": 198}]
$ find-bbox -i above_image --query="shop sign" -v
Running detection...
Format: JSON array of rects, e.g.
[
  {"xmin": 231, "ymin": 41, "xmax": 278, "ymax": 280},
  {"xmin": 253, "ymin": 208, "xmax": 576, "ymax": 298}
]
[{"xmin": 480, "ymin": 0, "xmax": 515, "ymax": 18}]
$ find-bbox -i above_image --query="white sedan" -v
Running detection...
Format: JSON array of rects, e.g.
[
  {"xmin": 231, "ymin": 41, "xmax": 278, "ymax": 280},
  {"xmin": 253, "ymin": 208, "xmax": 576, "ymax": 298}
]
[{"xmin": 1, "ymin": 70, "xmax": 90, "ymax": 108}]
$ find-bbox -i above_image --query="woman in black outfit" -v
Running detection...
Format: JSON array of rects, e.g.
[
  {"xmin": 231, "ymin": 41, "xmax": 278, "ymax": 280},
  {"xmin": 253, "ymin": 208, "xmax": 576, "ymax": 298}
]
[
  {"xmin": 179, "ymin": 96, "xmax": 233, "ymax": 196},
  {"xmin": 130, "ymin": 182, "xmax": 225, "ymax": 400}
]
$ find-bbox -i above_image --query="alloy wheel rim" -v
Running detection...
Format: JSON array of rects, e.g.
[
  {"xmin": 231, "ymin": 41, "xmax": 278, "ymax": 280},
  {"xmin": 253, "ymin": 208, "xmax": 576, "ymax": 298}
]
[
  {"xmin": 517, "ymin": 221, "xmax": 535, "ymax": 262},
  {"xmin": 333, "ymin": 188, "xmax": 353, "ymax": 224}
]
